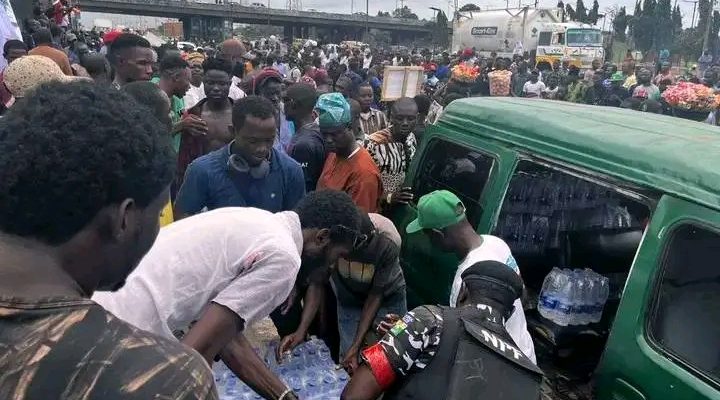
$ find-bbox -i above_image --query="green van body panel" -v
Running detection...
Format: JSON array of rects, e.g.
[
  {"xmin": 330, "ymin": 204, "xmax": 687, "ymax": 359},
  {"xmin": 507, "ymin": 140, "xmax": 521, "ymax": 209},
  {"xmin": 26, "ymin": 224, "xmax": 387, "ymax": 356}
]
[{"xmin": 394, "ymin": 98, "xmax": 720, "ymax": 400}]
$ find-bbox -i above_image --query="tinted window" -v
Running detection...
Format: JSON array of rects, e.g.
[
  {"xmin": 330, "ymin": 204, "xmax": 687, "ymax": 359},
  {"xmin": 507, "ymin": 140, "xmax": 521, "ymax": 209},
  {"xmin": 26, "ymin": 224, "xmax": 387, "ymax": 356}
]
[
  {"xmin": 414, "ymin": 139, "xmax": 494, "ymax": 227},
  {"xmin": 493, "ymin": 160, "xmax": 651, "ymax": 287},
  {"xmin": 538, "ymin": 32, "xmax": 552, "ymax": 46},
  {"xmin": 649, "ymin": 224, "xmax": 720, "ymax": 384}
]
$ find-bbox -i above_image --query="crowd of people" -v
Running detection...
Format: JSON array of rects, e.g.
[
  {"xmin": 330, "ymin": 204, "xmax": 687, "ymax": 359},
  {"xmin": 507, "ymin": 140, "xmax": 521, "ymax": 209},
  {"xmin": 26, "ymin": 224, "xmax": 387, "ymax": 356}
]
[{"xmin": 2, "ymin": 3, "xmax": 717, "ymax": 398}]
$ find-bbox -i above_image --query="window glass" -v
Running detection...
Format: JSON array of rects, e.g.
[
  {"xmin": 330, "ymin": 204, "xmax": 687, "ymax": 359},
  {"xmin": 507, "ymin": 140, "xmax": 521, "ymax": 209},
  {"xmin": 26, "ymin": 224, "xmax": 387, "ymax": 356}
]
[
  {"xmin": 649, "ymin": 224, "xmax": 720, "ymax": 383},
  {"xmin": 566, "ymin": 29, "xmax": 603, "ymax": 47},
  {"xmin": 538, "ymin": 32, "xmax": 552, "ymax": 46},
  {"xmin": 493, "ymin": 160, "xmax": 651, "ymax": 284},
  {"xmin": 413, "ymin": 139, "xmax": 495, "ymax": 227}
]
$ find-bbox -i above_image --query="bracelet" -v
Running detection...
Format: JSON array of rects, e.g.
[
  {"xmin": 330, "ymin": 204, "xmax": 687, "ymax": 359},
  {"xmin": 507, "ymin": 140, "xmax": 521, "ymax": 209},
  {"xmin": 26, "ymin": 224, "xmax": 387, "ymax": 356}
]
[{"xmin": 278, "ymin": 388, "xmax": 293, "ymax": 400}]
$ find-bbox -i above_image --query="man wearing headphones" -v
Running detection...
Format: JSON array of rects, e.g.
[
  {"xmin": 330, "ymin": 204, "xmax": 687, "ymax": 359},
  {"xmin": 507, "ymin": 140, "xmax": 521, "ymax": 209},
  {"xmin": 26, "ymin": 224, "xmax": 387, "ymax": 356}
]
[{"xmin": 175, "ymin": 95, "xmax": 305, "ymax": 219}]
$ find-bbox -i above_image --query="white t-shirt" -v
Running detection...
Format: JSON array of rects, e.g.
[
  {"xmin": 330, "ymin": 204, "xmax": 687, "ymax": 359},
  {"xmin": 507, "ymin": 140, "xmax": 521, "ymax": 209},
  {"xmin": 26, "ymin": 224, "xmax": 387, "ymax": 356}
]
[
  {"xmin": 448, "ymin": 235, "xmax": 537, "ymax": 364},
  {"xmin": 183, "ymin": 83, "xmax": 205, "ymax": 110},
  {"xmin": 229, "ymin": 76, "xmax": 247, "ymax": 101},
  {"xmin": 92, "ymin": 208, "xmax": 303, "ymax": 339},
  {"xmin": 363, "ymin": 56, "xmax": 373, "ymax": 70},
  {"xmin": 523, "ymin": 80, "xmax": 546, "ymax": 98}
]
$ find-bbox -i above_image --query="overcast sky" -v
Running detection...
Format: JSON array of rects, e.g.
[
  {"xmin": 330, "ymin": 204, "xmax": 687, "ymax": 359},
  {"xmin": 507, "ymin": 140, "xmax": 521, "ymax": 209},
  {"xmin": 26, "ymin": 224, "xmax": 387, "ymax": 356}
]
[
  {"xmin": 81, "ymin": 0, "xmax": 700, "ymax": 29},
  {"xmin": 292, "ymin": 0, "xmax": 697, "ymax": 26}
]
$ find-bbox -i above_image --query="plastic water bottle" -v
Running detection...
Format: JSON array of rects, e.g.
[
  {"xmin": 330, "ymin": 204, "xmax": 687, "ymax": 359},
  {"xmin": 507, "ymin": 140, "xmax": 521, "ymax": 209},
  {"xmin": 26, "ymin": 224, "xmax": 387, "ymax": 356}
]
[
  {"xmin": 555, "ymin": 269, "xmax": 574, "ymax": 326},
  {"xmin": 582, "ymin": 270, "xmax": 597, "ymax": 325},
  {"xmin": 306, "ymin": 370, "xmax": 325, "ymax": 399},
  {"xmin": 579, "ymin": 270, "xmax": 595, "ymax": 325},
  {"xmin": 317, "ymin": 345, "xmax": 333, "ymax": 367},
  {"xmin": 539, "ymin": 267, "xmax": 561, "ymax": 321},
  {"xmin": 593, "ymin": 273, "xmax": 610, "ymax": 323}
]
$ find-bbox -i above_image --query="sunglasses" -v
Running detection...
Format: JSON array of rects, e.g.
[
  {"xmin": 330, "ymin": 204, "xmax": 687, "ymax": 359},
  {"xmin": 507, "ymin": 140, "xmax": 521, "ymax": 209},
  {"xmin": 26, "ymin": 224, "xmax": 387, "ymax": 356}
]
[{"xmin": 335, "ymin": 224, "xmax": 369, "ymax": 250}]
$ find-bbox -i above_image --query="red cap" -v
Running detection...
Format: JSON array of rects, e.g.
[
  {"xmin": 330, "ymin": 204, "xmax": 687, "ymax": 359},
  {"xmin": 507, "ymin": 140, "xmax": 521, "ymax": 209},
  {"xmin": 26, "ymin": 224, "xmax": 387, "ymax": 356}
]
[
  {"xmin": 102, "ymin": 30, "xmax": 121, "ymax": 45},
  {"xmin": 462, "ymin": 48, "xmax": 474, "ymax": 58}
]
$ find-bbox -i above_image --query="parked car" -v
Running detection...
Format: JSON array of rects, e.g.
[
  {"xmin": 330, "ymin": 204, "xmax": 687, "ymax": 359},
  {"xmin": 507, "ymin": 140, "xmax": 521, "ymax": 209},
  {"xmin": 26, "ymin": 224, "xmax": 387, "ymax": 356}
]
[
  {"xmin": 393, "ymin": 97, "xmax": 720, "ymax": 400},
  {"xmin": 249, "ymin": 2, "xmax": 266, "ymax": 7},
  {"xmin": 176, "ymin": 41, "xmax": 197, "ymax": 51}
]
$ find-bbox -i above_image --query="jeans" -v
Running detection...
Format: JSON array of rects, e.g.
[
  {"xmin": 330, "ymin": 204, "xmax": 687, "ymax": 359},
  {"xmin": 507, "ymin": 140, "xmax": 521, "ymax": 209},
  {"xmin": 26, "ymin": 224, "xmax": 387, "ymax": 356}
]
[{"xmin": 337, "ymin": 288, "xmax": 407, "ymax": 358}]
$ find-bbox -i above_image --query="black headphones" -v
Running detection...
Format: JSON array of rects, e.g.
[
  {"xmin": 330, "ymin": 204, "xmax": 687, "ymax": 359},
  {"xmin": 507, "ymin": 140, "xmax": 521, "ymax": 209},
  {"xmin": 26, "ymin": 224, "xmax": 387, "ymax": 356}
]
[{"xmin": 226, "ymin": 142, "xmax": 271, "ymax": 180}]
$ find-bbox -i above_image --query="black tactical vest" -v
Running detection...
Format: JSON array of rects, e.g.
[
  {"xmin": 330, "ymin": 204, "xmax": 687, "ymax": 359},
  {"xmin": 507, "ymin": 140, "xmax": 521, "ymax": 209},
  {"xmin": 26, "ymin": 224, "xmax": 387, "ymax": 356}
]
[{"xmin": 385, "ymin": 305, "xmax": 543, "ymax": 400}]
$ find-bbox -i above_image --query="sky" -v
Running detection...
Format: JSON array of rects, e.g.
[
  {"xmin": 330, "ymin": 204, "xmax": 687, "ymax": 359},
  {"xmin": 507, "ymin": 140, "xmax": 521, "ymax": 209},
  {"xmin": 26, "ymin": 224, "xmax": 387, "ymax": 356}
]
[{"xmin": 81, "ymin": 0, "xmax": 700, "ymax": 30}]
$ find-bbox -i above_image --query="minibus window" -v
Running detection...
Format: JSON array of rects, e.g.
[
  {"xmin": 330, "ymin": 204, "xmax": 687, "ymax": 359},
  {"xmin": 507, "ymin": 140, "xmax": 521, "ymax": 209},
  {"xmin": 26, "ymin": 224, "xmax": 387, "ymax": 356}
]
[
  {"xmin": 414, "ymin": 139, "xmax": 495, "ymax": 227},
  {"xmin": 649, "ymin": 224, "xmax": 720, "ymax": 384}
]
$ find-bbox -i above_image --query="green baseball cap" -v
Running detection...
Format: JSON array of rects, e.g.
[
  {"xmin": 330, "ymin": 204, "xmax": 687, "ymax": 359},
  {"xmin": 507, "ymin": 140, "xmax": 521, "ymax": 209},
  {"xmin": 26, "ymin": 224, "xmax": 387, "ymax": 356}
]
[
  {"xmin": 406, "ymin": 190, "xmax": 467, "ymax": 234},
  {"xmin": 610, "ymin": 72, "xmax": 625, "ymax": 82}
]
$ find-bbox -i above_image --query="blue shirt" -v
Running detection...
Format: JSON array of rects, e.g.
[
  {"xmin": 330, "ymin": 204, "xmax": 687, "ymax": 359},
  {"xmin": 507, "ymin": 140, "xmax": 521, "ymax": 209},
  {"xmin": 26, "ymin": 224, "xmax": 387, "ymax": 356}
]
[
  {"xmin": 175, "ymin": 144, "xmax": 306, "ymax": 215},
  {"xmin": 436, "ymin": 65, "xmax": 450, "ymax": 81}
]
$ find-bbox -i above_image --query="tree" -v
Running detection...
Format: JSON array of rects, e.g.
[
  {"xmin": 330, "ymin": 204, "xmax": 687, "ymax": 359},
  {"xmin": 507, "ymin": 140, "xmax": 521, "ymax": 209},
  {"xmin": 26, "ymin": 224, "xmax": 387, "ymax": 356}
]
[
  {"xmin": 433, "ymin": 10, "xmax": 450, "ymax": 47},
  {"xmin": 565, "ymin": 4, "xmax": 576, "ymax": 20},
  {"xmin": 631, "ymin": 0, "xmax": 656, "ymax": 52},
  {"xmin": 575, "ymin": 0, "xmax": 588, "ymax": 22},
  {"xmin": 587, "ymin": 0, "xmax": 600, "ymax": 24},
  {"xmin": 671, "ymin": 5, "xmax": 683, "ymax": 37},
  {"xmin": 628, "ymin": 0, "xmax": 642, "ymax": 41},
  {"xmin": 377, "ymin": 11, "xmax": 391, "ymax": 17},
  {"xmin": 459, "ymin": 3, "xmax": 481, "ymax": 12},
  {"xmin": 697, "ymin": 0, "xmax": 712, "ymax": 35},
  {"xmin": 711, "ymin": 10, "xmax": 720, "ymax": 52},
  {"xmin": 393, "ymin": 5, "xmax": 419, "ymax": 19},
  {"xmin": 613, "ymin": 6, "xmax": 629, "ymax": 41},
  {"xmin": 654, "ymin": 0, "xmax": 673, "ymax": 50}
]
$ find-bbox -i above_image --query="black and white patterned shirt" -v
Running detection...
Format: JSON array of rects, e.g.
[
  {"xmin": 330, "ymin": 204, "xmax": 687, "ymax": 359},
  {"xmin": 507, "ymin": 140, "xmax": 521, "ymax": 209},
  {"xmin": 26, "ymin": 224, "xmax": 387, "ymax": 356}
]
[
  {"xmin": 364, "ymin": 129, "xmax": 417, "ymax": 196},
  {"xmin": 359, "ymin": 109, "xmax": 389, "ymax": 140}
]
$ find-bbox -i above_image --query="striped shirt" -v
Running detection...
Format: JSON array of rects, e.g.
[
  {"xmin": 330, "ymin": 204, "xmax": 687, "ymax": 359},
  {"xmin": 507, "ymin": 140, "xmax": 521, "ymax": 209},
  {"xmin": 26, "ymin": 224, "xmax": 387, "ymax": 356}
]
[
  {"xmin": 365, "ymin": 128, "xmax": 417, "ymax": 196},
  {"xmin": 358, "ymin": 109, "xmax": 389, "ymax": 138}
]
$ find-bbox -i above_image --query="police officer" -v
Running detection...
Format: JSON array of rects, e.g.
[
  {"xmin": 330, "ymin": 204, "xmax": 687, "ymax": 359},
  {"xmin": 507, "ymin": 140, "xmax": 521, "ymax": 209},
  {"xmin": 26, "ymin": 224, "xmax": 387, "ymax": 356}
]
[{"xmin": 341, "ymin": 260, "xmax": 543, "ymax": 400}]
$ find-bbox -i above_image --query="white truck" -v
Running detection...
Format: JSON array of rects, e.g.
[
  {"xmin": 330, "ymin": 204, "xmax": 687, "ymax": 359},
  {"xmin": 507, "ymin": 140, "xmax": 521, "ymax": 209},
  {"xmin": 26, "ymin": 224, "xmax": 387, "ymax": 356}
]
[{"xmin": 452, "ymin": 7, "xmax": 604, "ymax": 69}]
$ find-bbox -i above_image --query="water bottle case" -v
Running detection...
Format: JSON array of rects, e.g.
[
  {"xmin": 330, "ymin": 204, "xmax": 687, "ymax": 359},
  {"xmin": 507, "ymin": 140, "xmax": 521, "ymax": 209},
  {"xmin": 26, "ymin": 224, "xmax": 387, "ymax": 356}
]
[
  {"xmin": 213, "ymin": 338, "xmax": 349, "ymax": 399},
  {"xmin": 538, "ymin": 268, "xmax": 610, "ymax": 328}
]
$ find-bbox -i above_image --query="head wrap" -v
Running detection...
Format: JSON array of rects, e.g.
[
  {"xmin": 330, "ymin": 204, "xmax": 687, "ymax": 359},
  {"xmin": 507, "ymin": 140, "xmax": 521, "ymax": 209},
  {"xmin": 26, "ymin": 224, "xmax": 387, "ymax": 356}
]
[
  {"xmin": 187, "ymin": 51, "xmax": 205, "ymax": 64},
  {"xmin": 315, "ymin": 93, "xmax": 351, "ymax": 129},
  {"xmin": 251, "ymin": 67, "xmax": 283, "ymax": 95}
]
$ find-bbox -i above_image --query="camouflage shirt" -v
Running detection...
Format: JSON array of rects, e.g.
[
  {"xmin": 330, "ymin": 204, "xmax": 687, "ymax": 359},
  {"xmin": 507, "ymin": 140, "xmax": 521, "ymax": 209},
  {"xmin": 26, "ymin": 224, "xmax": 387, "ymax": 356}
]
[
  {"xmin": 362, "ymin": 305, "xmax": 445, "ymax": 377},
  {"xmin": 0, "ymin": 296, "xmax": 218, "ymax": 400}
]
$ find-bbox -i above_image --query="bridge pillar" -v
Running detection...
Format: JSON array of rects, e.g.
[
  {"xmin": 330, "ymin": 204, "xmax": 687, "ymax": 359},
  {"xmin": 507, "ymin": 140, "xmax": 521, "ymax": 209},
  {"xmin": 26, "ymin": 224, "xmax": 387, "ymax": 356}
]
[
  {"xmin": 391, "ymin": 31, "xmax": 400, "ymax": 45},
  {"xmin": 284, "ymin": 25, "xmax": 293, "ymax": 41},
  {"xmin": 308, "ymin": 26, "xmax": 317, "ymax": 39}
]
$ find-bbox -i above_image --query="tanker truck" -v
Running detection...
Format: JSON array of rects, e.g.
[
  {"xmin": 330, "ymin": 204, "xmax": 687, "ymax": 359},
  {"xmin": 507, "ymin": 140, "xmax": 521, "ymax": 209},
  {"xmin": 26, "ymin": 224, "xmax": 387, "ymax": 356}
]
[{"xmin": 452, "ymin": 7, "xmax": 604, "ymax": 69}]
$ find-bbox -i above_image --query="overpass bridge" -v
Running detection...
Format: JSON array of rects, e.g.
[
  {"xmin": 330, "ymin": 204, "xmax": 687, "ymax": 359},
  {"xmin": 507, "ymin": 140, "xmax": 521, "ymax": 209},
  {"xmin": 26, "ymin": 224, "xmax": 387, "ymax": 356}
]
[{"xmin": 79, "ymin": 0, "xmax": 433, "ymax": 42}]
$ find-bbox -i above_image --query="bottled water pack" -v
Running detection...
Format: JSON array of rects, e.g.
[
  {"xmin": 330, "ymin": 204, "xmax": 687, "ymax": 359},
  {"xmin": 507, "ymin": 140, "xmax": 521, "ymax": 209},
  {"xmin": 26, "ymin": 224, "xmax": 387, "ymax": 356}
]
[
  {"xmin": 538, "ymin": 268, "xmax": 610, "ymax": 326},
  {"xmin": 213, "ymin": 337, "xmax": 349, "ymax": 400}
]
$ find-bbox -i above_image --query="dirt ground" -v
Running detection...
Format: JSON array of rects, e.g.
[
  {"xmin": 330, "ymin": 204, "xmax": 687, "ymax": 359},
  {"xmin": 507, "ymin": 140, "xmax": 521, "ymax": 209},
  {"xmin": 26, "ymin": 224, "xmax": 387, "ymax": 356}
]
[{"xmin": 244, "ymin": 317, "xmax": 280, "ymax": 348}]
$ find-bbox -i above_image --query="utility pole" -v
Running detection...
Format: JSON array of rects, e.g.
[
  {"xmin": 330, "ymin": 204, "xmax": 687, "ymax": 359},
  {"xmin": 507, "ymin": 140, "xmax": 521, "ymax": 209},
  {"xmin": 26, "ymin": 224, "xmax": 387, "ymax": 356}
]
[{"xmin": 366, "ymin": 0, "xmax": 370, "ymax": 37}]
